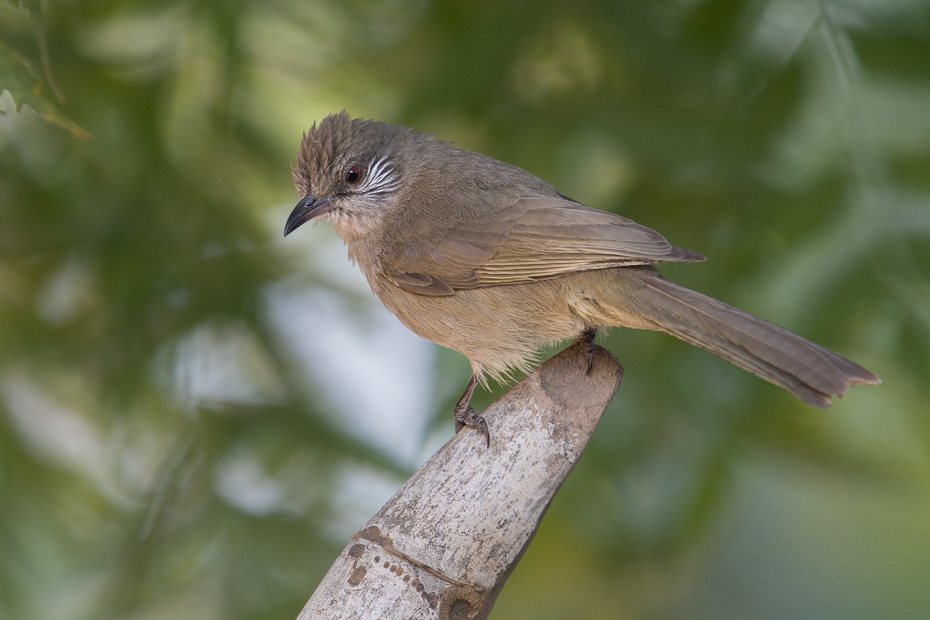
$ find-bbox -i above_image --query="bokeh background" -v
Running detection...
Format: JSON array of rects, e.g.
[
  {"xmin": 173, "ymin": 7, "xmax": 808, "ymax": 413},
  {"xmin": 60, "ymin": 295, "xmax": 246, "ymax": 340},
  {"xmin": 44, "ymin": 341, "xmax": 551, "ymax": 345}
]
[{"xmin": 2, "ymin": 0, "xmax": 929, "ymax": 618}]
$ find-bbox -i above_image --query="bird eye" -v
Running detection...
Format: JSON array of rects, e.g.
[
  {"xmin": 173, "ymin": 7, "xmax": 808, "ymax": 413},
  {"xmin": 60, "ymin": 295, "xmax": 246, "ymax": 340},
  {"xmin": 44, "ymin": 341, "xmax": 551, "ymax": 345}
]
[{"xmin": 345, "ymin": 166, "xmax": 362, "ymax": 184}]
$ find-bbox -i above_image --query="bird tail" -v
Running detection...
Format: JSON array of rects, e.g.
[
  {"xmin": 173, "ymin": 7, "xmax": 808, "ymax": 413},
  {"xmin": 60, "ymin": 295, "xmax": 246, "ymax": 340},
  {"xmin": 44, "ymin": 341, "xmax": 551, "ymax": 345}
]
[{"xmin": 627, "ymin": 274, "xmax": 880, "ymax": 407}]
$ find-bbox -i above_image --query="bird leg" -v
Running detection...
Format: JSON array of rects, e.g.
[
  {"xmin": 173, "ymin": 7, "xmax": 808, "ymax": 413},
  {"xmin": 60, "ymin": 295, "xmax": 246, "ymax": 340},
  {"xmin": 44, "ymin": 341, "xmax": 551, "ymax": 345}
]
[
  {"xmin": 453, "ymin": 374, "xmax": 490, "ymax": 447},
  {"xmin": 576, "ymin": 326, "xmax": 599, "ymax": 375}
]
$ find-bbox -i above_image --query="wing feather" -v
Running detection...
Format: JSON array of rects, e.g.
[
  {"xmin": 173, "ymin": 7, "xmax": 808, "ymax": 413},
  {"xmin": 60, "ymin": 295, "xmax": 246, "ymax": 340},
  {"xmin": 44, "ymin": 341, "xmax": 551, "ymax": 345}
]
[{"xmin": 386, "ymin": 196, "xmax": 704, "ymax": 294}]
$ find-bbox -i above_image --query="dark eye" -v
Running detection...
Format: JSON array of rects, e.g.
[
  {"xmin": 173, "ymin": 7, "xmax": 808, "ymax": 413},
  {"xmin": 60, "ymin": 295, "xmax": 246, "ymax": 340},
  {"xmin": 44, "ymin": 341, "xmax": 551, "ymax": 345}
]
[{"xmin": 345, "ymin": 166, "xmax": 362, "ymax": 184}]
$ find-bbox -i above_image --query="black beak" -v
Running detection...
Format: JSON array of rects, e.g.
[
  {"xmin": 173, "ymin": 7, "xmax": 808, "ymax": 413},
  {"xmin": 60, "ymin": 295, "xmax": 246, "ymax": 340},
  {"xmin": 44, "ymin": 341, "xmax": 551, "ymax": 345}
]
[{"xmin": 284, "ymin": 194, "xmax": 333, "ymax": 237}]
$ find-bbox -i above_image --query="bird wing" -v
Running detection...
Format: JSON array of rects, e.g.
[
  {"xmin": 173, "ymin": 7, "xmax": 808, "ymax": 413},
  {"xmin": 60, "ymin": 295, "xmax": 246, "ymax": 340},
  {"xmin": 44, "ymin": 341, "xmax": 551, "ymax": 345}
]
[{"xmin": 384, "ymin": 196, "xmax": 705, "ymax": 296}]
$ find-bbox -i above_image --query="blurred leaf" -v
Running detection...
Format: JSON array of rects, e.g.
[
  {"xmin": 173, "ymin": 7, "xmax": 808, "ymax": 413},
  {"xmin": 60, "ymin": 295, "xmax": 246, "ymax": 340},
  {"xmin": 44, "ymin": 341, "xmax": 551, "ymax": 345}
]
[
  {"xmin": 0, "ymin": 2, "xmax": 89, "ymax": 138},
  {"xmin": 0, "ymin": 0, "xmax": 928, "ymax": 619}
]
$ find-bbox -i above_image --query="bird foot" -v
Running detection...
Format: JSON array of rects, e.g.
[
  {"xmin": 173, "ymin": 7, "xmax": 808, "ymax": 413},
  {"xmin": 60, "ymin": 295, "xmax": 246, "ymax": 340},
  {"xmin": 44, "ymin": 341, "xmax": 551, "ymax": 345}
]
[
  {"xmin": 454, "ymin": 406, "xmax": 490, "ymax": 448},
  {"xmin": 576, "ymin": 326, "xmax": 598, "ymax": 375}
]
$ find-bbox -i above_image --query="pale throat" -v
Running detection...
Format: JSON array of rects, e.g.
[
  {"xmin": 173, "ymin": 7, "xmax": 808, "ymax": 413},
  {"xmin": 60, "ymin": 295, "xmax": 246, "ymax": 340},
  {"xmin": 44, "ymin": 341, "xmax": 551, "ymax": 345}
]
[{"xmin": 321, "ymin": 206, "xmax": 385, "ymax": 272}]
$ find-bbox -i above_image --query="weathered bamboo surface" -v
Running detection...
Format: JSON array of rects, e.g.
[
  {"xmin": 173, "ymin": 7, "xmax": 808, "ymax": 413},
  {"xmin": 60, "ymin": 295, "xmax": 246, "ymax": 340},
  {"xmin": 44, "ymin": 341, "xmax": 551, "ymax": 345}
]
[{"xmin": 297, "ymin": 341, "xmax": 623, "ymax": 620}]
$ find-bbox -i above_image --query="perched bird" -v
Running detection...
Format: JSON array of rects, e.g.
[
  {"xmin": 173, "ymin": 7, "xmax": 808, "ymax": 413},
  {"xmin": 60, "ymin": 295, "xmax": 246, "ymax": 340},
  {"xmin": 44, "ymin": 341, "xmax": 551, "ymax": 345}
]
[{"xmin": 285, "ymin": 112, "xmax": 879, "ymax": 446}]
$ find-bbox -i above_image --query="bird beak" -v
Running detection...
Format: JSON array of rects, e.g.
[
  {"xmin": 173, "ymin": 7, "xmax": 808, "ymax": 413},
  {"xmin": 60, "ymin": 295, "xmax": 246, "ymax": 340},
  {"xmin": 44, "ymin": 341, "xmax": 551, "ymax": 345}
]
[{"xmin": 284, "ymin": 194, "xmax": 334, "ymax": 236}]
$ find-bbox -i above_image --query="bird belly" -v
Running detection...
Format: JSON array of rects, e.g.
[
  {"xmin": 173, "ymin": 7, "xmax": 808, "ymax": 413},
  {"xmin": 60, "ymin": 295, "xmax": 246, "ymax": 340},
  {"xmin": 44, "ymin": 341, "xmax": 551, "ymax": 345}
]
[
  {"xmin": 371, "ymin": 277, "xmax": 584, "ymax": 382},
  {"xmin": 370, "ymin": 269, "xmax": 658, "ymax": 383}
]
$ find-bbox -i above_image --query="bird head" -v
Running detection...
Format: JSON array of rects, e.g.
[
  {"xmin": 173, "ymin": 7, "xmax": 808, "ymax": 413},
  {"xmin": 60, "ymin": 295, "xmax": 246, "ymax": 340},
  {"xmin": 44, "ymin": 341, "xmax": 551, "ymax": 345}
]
[{"xmin": 286, "ymin": 111, "xmax": 435, "ymax": 240}]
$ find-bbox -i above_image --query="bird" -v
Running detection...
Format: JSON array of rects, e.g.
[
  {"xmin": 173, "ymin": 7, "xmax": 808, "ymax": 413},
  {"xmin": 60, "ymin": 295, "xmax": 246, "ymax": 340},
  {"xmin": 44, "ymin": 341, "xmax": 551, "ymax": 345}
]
[{"xmin": 284, "ymin": 111, "xmax": 880, "ymax": 447}]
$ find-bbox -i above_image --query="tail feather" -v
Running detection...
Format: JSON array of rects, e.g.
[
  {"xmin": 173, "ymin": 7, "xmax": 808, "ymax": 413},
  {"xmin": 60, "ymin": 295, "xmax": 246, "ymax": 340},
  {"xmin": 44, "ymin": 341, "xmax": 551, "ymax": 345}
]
[{"xmin": 634, "ymin": 276, "xmax": 880, "ymax": 408}]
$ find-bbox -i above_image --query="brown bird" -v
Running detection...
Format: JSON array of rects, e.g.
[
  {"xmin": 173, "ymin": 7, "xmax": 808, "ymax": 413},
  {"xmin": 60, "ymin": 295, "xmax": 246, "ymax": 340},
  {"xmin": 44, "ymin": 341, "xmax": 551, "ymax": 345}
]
[{"xmin": 285, "ymin": 112, "xmax": 880, "ymax": 446}]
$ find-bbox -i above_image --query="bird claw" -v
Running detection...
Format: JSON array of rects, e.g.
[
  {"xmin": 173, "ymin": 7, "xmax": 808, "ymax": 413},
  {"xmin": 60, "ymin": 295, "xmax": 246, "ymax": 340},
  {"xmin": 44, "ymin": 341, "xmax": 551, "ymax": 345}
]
[{"xmin": 454, "ymin": 406, "xmax": 490, "ymax": 448}]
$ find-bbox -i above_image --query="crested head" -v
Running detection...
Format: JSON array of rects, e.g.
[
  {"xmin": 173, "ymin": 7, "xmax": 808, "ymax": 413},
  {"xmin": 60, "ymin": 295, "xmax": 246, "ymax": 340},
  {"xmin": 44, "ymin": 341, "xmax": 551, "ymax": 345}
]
[{"xmin": 288, "ymin": 112, "xmax": 440, "ymax": 240}]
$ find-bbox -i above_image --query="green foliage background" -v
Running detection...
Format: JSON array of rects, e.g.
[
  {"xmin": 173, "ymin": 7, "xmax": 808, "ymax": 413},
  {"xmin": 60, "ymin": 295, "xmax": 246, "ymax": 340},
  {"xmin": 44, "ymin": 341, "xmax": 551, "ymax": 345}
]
[{"xmin": 2, "ymin": 0, "xmax": 929, "ymax": 618}]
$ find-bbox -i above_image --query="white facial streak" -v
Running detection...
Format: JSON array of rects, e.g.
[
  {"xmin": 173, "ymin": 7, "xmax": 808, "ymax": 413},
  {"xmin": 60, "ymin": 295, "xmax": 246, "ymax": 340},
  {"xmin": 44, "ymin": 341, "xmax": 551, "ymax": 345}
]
[{"xmin": 361, "ymin": 157, "xmax": 402, "ymax": 198}]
